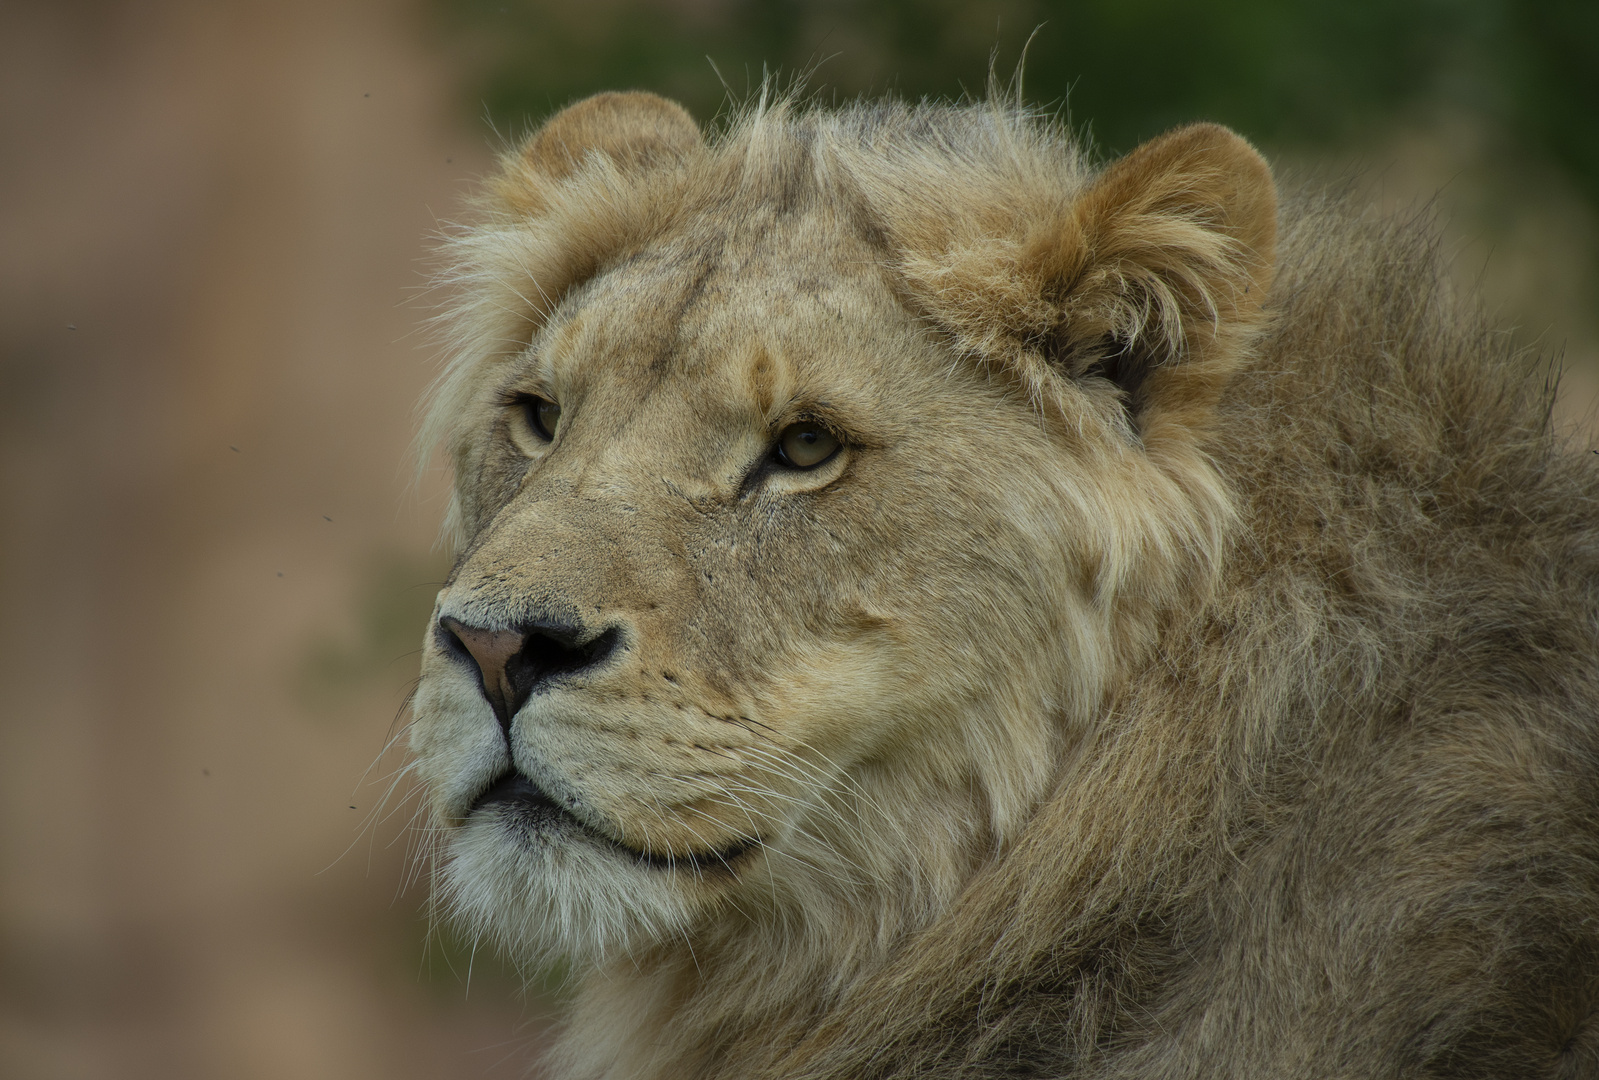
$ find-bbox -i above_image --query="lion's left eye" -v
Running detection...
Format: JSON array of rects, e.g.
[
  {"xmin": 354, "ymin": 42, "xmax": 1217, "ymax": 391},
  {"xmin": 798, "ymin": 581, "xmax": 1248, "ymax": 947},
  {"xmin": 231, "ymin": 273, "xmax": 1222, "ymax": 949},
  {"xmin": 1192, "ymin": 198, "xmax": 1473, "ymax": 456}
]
[
  {"xmin": 775, "ymin": 422, "xmax": 841, "ymax": 469},
  {"xmin": 525, "ymin": 396, "xmax": 561, "ymax": 440},
  {"xmin": 506, "ymin": 393, "xmax": 560, "ymax": 455}
]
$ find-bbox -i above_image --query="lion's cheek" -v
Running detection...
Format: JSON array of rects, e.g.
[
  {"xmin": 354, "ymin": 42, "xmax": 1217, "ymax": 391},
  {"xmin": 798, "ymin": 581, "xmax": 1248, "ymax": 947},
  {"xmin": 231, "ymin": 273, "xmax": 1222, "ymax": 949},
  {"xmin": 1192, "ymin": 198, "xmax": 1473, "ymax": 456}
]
[{"xmin": 507, "ymin": 697, "xmax": 782, "ymax": 854}]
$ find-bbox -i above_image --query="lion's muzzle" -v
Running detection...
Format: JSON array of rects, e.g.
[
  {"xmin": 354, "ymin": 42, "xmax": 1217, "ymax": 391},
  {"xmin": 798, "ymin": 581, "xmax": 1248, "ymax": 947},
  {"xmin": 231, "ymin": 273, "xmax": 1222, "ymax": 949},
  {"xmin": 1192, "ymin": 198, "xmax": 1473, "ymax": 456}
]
[{"xmin": 436, "ymin": 613, "xmax": 623, "ymax": 731}]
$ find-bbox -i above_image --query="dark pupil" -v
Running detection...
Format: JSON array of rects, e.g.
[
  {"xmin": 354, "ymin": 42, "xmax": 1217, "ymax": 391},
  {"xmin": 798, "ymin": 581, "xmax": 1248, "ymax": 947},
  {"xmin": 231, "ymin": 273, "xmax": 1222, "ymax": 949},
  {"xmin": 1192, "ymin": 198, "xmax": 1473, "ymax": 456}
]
[
  {"xmin": 794, "ymin": 428, "xmax": 821, "ymax": 448},
  {"xmin": 530, "ymin": 398, "xmax": 560, "ymax": 439}
]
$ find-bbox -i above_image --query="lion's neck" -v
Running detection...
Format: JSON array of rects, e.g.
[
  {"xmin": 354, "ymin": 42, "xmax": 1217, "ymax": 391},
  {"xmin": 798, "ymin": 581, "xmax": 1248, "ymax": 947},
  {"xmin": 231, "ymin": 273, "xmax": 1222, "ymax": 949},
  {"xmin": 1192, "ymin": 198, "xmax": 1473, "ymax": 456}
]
[
  {"xmin": 551, "ymin": 925, "xmax": 866, "ymax": 1080},
  {"xmin": 549, "ymin": 776, "xmax": 1005, "ymax": 1079}
]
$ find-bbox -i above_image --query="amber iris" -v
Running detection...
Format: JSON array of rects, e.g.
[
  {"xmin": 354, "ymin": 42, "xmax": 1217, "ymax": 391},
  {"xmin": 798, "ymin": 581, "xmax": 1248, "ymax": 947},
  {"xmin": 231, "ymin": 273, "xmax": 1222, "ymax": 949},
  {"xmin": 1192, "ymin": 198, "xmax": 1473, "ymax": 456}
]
[{"xmin": 776, "ymin": 422, "xmax": 840, "ymax": 469}]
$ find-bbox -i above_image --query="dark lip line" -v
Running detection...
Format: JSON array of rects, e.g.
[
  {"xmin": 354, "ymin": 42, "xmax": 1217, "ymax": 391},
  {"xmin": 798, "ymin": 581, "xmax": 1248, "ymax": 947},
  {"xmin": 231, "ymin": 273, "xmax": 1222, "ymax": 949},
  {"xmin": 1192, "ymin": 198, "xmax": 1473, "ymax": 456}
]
[{"xmin": 468, "ymin": 771, "xmax": 762, "ymax": 873}]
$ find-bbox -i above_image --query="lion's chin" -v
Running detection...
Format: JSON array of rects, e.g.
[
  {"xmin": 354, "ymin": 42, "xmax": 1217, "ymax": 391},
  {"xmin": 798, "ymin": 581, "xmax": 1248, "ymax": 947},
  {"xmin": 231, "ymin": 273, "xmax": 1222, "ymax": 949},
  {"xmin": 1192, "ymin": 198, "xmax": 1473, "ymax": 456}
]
[{"xmin": 441, "ymin": 778, "xmax": 741, "ymax": 966}]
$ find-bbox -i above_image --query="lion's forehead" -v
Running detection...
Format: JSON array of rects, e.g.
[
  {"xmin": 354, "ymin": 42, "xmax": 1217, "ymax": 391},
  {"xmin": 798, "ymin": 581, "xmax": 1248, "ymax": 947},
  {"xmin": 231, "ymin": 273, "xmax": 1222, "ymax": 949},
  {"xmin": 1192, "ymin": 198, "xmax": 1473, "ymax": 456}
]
[{"xmin": 543, "ymin": 210, "xmax": 906, "ymax": 397}]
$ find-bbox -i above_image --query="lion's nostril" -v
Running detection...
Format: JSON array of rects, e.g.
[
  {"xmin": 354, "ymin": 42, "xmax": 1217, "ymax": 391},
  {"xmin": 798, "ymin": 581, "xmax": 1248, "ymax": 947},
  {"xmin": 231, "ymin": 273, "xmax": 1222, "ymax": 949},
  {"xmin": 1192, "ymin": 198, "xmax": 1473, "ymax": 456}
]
[
  {"xmin": 519, "ymin": 623, "xmax": 620, "ymax": 683},
  {"xmin": 437, "ymin": 617, "xmax": 524, "ymax": 731},
  {"xmin": 437, "ymin": 615, "xmax": 621, "ymax": 733}
]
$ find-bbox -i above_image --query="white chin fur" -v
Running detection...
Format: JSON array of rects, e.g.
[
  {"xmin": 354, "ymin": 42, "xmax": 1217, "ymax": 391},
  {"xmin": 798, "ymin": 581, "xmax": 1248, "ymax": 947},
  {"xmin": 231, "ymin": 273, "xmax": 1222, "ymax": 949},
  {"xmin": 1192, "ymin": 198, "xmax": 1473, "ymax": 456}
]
[{"xmin": 439, "ymin": 811, "xmax": 702, "ymax": 968}]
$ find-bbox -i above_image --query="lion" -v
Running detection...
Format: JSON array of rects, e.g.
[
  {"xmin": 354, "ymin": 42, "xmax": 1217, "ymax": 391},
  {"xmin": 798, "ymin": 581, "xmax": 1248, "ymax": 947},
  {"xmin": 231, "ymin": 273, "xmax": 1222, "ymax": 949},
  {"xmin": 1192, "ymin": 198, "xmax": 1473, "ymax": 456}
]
[{"xmin": 408, "ymin": 90, "xmax": 1599, "ymax": 1079}]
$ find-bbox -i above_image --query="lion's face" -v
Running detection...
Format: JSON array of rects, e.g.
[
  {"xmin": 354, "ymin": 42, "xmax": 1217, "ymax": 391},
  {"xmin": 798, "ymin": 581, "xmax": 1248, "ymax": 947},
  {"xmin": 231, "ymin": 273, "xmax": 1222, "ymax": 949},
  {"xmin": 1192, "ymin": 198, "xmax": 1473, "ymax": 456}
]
[
  {"xmin": 411, "ymin": 94, "xmax": 1272, "ymax": 969},
  {"xmin": 414, "ymin": 206, "xmax": 1101, "ymax": 962}
]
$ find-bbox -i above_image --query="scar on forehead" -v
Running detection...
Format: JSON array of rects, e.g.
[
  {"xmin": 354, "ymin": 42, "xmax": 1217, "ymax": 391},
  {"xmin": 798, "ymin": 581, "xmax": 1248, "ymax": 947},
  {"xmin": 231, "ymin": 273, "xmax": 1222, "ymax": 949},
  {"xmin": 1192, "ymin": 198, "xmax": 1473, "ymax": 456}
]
[{"xmin": 746, "ymin": 343, "xmax": 800, "ymax": 419}]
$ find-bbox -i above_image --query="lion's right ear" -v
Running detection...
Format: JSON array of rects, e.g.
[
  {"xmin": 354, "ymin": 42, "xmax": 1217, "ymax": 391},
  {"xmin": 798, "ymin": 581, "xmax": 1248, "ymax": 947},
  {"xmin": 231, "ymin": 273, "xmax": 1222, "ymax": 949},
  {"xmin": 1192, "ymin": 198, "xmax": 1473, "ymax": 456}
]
[
  {"xmin": 426, "ymin": 94, "xmax": 701, "ymax": 544},
  {"xmin": 492, "ymin": 92, "xmax": 703, "ymax": 217}
]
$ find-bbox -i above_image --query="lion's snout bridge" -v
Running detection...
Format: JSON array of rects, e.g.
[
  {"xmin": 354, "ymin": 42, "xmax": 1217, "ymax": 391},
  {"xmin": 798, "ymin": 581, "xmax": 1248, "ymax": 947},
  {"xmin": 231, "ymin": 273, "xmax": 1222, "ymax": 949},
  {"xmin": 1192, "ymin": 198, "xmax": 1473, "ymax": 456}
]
[{"xmin": 437, "ymin": 614, "xmax": 622, "ymax": 730}]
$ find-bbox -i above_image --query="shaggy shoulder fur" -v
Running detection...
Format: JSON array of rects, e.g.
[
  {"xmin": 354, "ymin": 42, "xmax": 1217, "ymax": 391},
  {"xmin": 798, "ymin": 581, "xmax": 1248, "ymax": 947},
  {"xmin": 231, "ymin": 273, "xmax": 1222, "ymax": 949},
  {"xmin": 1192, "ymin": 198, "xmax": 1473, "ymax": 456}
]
[{"xmin": 780, "ymin": 183, "xmax": 1599, "ymax": 1080}]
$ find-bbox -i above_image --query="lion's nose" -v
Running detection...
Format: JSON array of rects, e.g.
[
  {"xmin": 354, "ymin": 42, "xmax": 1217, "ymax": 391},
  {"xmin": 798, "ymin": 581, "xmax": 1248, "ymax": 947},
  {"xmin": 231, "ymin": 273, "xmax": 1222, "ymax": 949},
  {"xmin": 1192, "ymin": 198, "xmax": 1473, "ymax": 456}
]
[{"xmin": 436, "ymin": 615, "xmax": 620, "ymax": 732}]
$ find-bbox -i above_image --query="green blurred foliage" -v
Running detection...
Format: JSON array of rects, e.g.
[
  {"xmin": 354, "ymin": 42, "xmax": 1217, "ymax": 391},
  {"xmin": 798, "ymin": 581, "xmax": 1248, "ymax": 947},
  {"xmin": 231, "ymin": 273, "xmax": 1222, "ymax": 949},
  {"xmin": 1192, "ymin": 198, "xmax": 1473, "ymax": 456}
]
[
  {"xmin": 432, "ymin": 0, "xmax": 1597, "ymax": 202},
  {"xmin": 301, "ymin": 552, "xmax": 450, "ymax": 709},
  {"xmin": 410, "ymin": 908, "xmax": 555, "ymax": 1000}
]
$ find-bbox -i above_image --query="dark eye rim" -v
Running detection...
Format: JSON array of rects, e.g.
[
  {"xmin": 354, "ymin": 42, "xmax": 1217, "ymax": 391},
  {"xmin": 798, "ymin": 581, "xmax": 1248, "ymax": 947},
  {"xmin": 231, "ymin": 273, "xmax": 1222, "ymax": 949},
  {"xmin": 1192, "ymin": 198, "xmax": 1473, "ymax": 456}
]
[
  {"xmin": 501, "ymin": 391, "xmax": 560, "ymax": 443},
  {"xmin": 773, "ymin": 421, "xmax": 844, "ymax": 470}
]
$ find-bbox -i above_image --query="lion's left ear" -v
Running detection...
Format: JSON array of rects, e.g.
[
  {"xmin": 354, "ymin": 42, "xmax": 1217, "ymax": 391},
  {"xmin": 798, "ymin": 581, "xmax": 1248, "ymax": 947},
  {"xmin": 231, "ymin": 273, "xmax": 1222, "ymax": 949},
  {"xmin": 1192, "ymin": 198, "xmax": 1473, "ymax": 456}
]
[
  {"xmin": 1051, "ymin": 123, "xmax": 1276, "ymax": 435},
  {"xmin": 902, "ymin": 123, "xmax": 1275, "ymax": 439}
]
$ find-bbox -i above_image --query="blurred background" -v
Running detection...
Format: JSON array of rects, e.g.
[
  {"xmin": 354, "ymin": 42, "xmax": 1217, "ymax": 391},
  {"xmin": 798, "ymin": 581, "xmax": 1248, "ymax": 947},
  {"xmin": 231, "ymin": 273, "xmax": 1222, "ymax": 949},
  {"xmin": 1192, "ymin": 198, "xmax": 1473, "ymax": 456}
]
[{"xmin": 1, "ymin": 1, "xmax": 1594, "ymax": 1077}]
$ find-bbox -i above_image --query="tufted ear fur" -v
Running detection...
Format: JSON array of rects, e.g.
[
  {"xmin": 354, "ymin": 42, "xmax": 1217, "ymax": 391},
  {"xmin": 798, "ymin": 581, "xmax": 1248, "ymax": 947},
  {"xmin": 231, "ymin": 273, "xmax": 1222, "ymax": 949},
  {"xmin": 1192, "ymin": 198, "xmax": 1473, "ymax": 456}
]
[
  {"xmin": 899, "ymin": 123, "xmax": 1276, "ymax": 442},
  {"xmin": 1056, "ymin": 124, "xmax": 1276, "ymax": 438},
  {"xmin": 491, "ymin": 91, "xmax": 704, "ymax": 217}
]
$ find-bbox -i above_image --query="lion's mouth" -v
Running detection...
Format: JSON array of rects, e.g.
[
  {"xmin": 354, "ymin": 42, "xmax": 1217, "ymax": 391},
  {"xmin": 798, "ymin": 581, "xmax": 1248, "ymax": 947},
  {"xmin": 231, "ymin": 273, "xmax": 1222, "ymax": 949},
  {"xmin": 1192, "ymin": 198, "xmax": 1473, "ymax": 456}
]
[
  {"xmin": 471, "ymin": 771, "xmax": 569, "ymax": 827},
  {"xmin": 470, "ymin": 771, "xmax": 761, "ymax": 871}
]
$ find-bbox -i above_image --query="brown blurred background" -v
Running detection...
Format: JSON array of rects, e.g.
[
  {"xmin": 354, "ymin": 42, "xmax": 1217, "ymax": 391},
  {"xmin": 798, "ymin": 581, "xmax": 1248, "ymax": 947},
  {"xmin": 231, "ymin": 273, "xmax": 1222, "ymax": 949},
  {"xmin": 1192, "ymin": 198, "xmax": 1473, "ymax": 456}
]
[{"xmin": 1, "ymin": 1, "xmax": 1594, "ymax": 1077}]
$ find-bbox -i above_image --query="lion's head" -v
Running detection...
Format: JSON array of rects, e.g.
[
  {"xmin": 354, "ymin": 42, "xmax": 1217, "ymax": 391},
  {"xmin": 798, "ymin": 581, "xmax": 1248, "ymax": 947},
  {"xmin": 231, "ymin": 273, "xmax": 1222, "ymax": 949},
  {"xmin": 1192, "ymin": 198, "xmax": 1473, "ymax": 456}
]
[
  {"xmin": 411, "ymin": 93, "xmax": 1274, "ymax": 984},
  {"xmin": 408, "ymin": 88, "xmax": 1599, "ymax": 1080}
]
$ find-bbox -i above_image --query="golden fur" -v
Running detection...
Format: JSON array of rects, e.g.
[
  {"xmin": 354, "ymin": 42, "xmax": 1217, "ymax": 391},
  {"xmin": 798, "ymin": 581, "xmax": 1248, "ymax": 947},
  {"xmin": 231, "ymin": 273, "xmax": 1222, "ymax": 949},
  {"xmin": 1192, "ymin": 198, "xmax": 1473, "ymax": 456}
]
[{"xmin": 409, "ymin": 90, "xmax": 1599, "ymax": 1079}]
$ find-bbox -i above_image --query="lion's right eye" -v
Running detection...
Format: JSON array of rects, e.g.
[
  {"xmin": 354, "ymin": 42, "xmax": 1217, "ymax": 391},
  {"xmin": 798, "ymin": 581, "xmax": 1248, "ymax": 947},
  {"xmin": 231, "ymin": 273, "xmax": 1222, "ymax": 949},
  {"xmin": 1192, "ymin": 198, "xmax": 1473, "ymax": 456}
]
[
  {"xmin": 775, "ymin": 422, "xmax": 841, "ymax": 469},
  {"xmin": 507, "ymin": 393, "xmax": 560, "ymax": 454}
]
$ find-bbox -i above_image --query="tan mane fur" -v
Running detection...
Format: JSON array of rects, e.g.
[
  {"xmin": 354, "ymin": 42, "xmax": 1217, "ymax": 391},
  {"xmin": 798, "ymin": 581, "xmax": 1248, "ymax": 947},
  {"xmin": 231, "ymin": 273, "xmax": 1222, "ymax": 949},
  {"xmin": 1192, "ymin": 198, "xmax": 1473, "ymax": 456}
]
[{"xmin": 411, "ymin": 92, "xmax": 1599, "ymax": 1080}]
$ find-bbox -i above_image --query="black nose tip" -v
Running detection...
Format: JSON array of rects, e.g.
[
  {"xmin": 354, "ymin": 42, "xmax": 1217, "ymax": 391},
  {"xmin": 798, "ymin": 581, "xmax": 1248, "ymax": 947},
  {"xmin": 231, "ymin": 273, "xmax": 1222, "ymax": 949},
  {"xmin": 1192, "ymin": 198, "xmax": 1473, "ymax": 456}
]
[{"xmin": 436, "ymin": 615, "xmax": 620, "ymax": 731}]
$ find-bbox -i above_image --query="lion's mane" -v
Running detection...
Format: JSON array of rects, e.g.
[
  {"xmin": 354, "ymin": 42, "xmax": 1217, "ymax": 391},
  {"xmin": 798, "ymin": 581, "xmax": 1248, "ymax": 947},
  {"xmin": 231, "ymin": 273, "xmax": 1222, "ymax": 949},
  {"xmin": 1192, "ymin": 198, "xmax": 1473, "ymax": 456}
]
[{"xmin": 412, "ymin": 93, "xmax": 1599, "ymax": 1079}]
